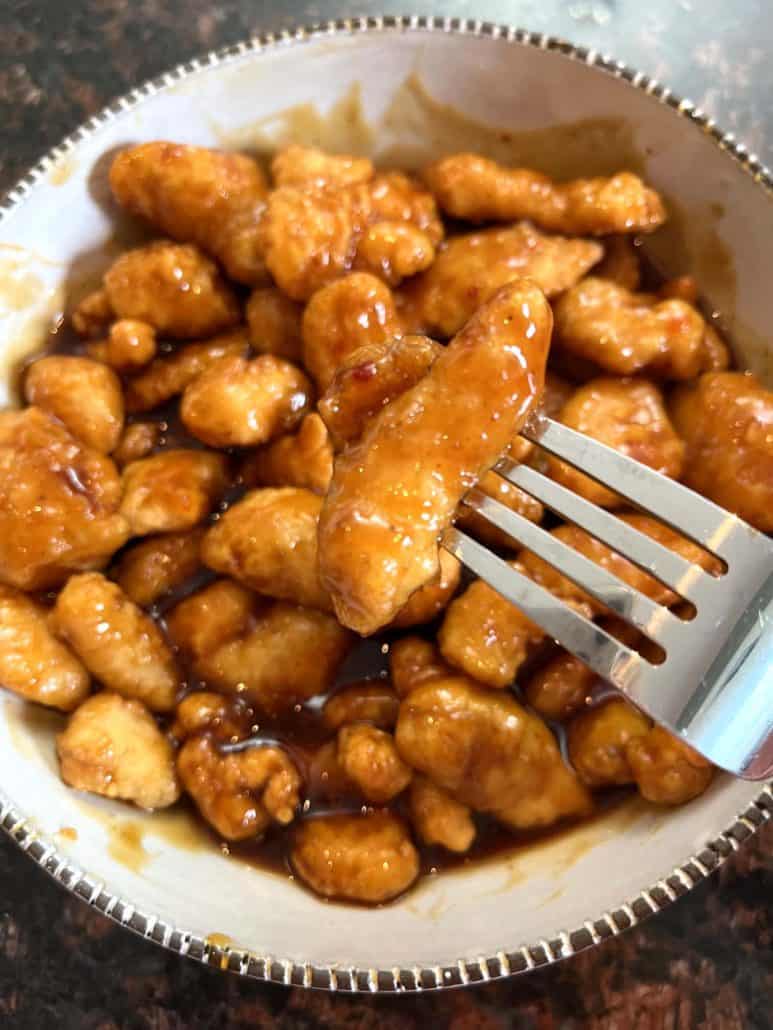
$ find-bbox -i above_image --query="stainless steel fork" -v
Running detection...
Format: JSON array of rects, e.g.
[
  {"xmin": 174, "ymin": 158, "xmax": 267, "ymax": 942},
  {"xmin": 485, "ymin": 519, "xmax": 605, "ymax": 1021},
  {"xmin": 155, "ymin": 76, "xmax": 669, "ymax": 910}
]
[{"xmin": 442, "ymin": 413, "xmax": 773, "ymax": 781}]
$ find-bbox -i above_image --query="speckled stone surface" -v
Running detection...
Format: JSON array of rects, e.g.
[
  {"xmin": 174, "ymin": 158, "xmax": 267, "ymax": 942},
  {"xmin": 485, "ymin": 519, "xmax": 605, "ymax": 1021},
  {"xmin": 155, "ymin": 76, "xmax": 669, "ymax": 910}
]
[{"xmin": 0, "ymin": 1, "xmax": 771, "ymax": 1026}]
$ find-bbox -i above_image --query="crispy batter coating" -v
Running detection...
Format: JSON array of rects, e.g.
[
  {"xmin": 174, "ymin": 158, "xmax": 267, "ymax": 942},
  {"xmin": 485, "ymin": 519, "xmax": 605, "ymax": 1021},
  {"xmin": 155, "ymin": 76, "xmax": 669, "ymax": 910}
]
[
  {"xmin": 195, "ymin": 601, "xmax": 352, "ymax": 714},
  {"xmin": 120, "ymin": 449, "xmax": 228, "ymax": 536},
  {"xmin": 111, "ymin": 422, "xmax": 161, "ymax": 467},
  {"xmin": 291, "ymin": 811, "xmax": 419, "ymax": 903},
  {"xmin": 337, "ymin": 724, "xmax": 412, "ymax": 803},
  {"xmin": 271, "ymin": 144, "xmax": 373, "ymax": 188},
  {"xmin": 112, "ymin": 528, "xmax": 204, "ymax": 607},
  {"xmin": 318, "ymin": 335, "xmax": 441, "ymax": 449},
  {"xmin": 87, "ymin": 319, "xmax": 157, "ymax": 372},
  {"xmin": 57, "ymin": 693, "xmax": 180, "ymax": 809},
  {"xmin": 391, "ymin": 549, "xmax": 462, "ymax": 629},
  {"xmin": 321, "ymin": 681, "xmax": 400, "ymax": 732},
  {"xmin": 240, "ymin": 413, "xmax": 333, "ymax": 496},
  {"xmin": 124, "ymin": 329, "xmax": 248, "ymax": 414},
  {"xmin": 626, "ymin": 725, "xmax": 713, "ymax": 805},
  {"xmin": 567, "ymin": 698, "xmax": 651, "ymax": 788},
  {"xmin": 594, "ymin": 236, "xmax": 641, "ymax": 290},
  {"xmin": 438, "ymin": 567, "xmax": 548, "ymax": 688},
  {"xmin": 0, "ymin": 585, "xmax": 89, "ymax": 711},
  {"xmin": 165, "ymin": 579, "xmax": 257, "ymax": 662},
  {"xmin": 389, "ymin": 636, "xmax": 452, "ymax": 698},
  {"xmin": 396, "ymin": 677, "xmax": 592, "ymax": 828},
  {"xmin": 318, "ymin": 282, "xmax": 551, "ymax": 635},
  {"xmin": 103, "ymin": 241, "xmax": 241, "ymax": 338},
  {"xmin": 424, "ymin": 154, "xmax": 666, "ymax": 235},
  {"xmin": 368, "ymin": 172, "xmax": 444, "ymax": 245},
  {"xmin": 180, "ymin": 353, "xmax": 312, "ymax": 448},
  {"xmin": 52, "ymin": 573, "xmax": 179, "ymax": 712},
  {"xmin": 355, "ymin": 221, "xmax": 435, "ymax": 285},
  {"xmin": 245, "ymin": 287, "xmax": 303, "ymax": 363},
  {"xmin": 523, "ymin": 650, "xmax": 596, "ymax": 722},
  {"xmin": 554, "ymin": 277, "xmax": 713, "ymax": 379},
  {"xmin": 24, "ymin": 355, "xmax": 124, "ymax": 454},
  {"xmin": 301, "ymin": 273, "xmax": 402, "ymax": 391},
  {"xmin": 202, "ymin": 487, "xmax": 330, "ymax": 611},
  {"xmin": 71, "ymin": 288, "xmax": 113, "ymax": 339},
  {"xmin": 0, "ymin": 407, "xmax": 129, "ymax": 591},
  {"xmin": 670, "ymin": 371, "xmax": 773, "ymax": 531},
  {"xmin": 548, "ymin": 377, "xmax": 685, "ymax": 507},
  {"xmin": 110, "ymin": 142, "xmax": 269, "ymax": 284},
  {"xmin": 171, "ymin": 690, "xmax": 255, "ymax": 743},
  {"xmin": 408, "ymin": 775, "xmax": 476, "ymax": 853},
  {"xmin": 178, "ymin": 736, "xmax": 301, "ymax": 840},
  {"xmin": 399, "ymin": 224, "xmax": 602, "ymax": 338}
]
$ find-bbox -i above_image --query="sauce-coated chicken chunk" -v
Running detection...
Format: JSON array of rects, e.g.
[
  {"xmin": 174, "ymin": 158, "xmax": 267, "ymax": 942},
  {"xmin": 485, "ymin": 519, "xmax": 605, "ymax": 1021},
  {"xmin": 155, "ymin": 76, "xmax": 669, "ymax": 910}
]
[
  {"xmin": 0, "ymin": 585, "xmax": 89, "ymax": 711},
  {"xmin": 318, "ymin": 282, "xmax": 551, "ymax": 635},
  {"xmin": 548, "ymin": 377, "xmax": 685, "ymax": 507},
  {"xmin": 112, "ymin": 528, "xmax": 204, "ymax": 607},
  {"xmin": 408, "ymin": 775, "xmax": 476, "ymax": 853},
  {"xmin": 0, "ymin": 407, "xmax": 129, "ymax": 591},
  {"xmin": 626, "ymin": 726, "xmax": 713, "ymax": 805},
  {"xmin": 110, "ymin": 142, "xmax": 269, "ymax": 284},
  {"xmin": 24, "ymin": 356, "xmax": 124, "ymax": 454},
  {"xmin": 87, "ymin": 319, "xmax": 157, "ymax": 372},
  {"xmin": 111, "ymin": 422, "xmax": 161, "ymax": 467},
  {"xmin": 523, "ymin": 649, "xmax": 596, "ymax": 722},
  {"xmin": 337, "ymin": 724, "xmax": 412, "ymax": 803},
  {"xmin": 424, "ymin": 154, "xmax": 666, "ymax": 235},
  {"xmin": 57, "ymin": 693, "xmax": 180, "ymax": 810},
  {"xmin": 165, "ymin": 579, "xmax": 256, "ymax": 663},
  {"xmin": 595, "ymin": 236, "xmax": 641, "ymax": 291},
  {"xmin": 670, "ymin": 371, "xmax": 773, "ymax": 531},
  {"xmin": 271, "ymin": 144, "xmax": 373, "ymax": 189},
  {"xmin": 322, "ymin": 681, "xmax": 400, "ymax": 731},
  {"xmin": 240, "ymin": 413, "xmax": 333, "ymax": 496},
  {"xmin": 391, "ymin": 549, "xmax": 462, "ymax": 629},
  {"xmin": 389, "ymin": 636, "xmax": 452, "ymax": 698},
  {"xmin": 52, "ymin": 573, "xmax": 180, "ymax": 712},
  {"xmin": 399, "ymin": 224, "xmax": 602, "ymax": 338},
  {"xmin": 567, "ymin": 698, "xmax": 651, "ymax": 788},
  {"xmin": 245, "ymin": 287, "xmax": 303, "ymax": 363},
  {"xmin": 180, "ymin": 353, "xmax": 312, "ymax": 448},
  {"xmin": 120, "ymin": 449, "xmax": 228, "ymax": 536},
  {"xmin": 103, "ymin": 241, "xmax": 241, "ymax": 338},
  {"xmin": 291, "ymin": 811, "xmax": 419, "ymax": 903}
]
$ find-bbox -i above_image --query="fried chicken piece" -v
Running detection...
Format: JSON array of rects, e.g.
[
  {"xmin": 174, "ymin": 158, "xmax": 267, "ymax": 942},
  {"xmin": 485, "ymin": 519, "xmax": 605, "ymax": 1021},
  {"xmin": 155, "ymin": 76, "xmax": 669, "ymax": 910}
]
[
  {"xmin": 112, "ymin": 528, "xmax": 204, "ymax": 607},
  {"xmin": 52, "ymin": 573, "xmax": 179, "ymax": 712},
  {"xmin": 391, "ymin": 549, "xmax": 462, "ymax": 629},
  {"xmin": 103, "ymin": 241, "xmax": 241, "ymax": 338},
  {"xmin": 318, "ymin": 281, "xmax": 551, "ymax": 635},
  {"xmin": 408, "ymin": 776, "xmax": 476, "ymax": 853},
  {"xmin": 626, "ymin": 726, "xmax": 714, "ymax": 805},
  {"xmin": 567, "ymin": 698, "xmax": 651, "ymax": 788},
  {"xmin": 245, "ymin": 287, "xmax": 303, "ymax": 363},
  {"xmin": 548, "ymin": 377, "xmax": 685, "ymax": 507},
  {"xmin": 57, "ymin": 693, "xmax": 180, "ymax": 809},
  {"xmin": 71, "ymin": 288, "xmax": 113, "ymax": 338},
  {"xmin": 24, "ymin": 355, "xmax": 124, "ymax": 454},
  {"xmin": 424, "ymin": 154, "xmax": 666, "ymax": 235},
  {"xmin": 594, "ymin": 236, "xmax": 641, "ymax": 290},
  {"xmin": 670, "ymin": 371, "xmax": 773, "ymax": 531},
  {"xmin": 389, "ymin": 636, "xmax": 453, "ymax": 698},
  {"xmin": 120, "ymin": 449, "xmax": 228, "ymax": 536},
  {"xmin": 337, "ymin": 724, "xmax": 412, "ymax": 803},
  {"xmin": 165, "ymin": 579, "xmax": 257, "ymax": 662},
  {"xmin": 398, "ymin": 224, "xmax": 602, "ymax": 338},
  {"xmin": 291, "ymin": 811, "xmax": 419, "ymax": 903},
  {"xmin": 271, "ymin": 144, "xmax": 373, "ymax": 188},
  {"xmin": 0, "ymin": 407, "xmax": 129, "ymax": 591},
  {"xmin": 240, "ymin": 413, "xmax": 333, "ymax": 496},
  {"xmin": 321, "ymin": 681, "xmax": 400, "ymax": 731},
  {"xmin": 111, "ymin": 422, "xmax": 161, "ymax": 467},
  {"xmin": 87, "ymin": 319, "xmax": 157, "ymax": 372},
  {"xmin": 0, "ymin": 585, "xmax": 89, "ymax": 711},
  {"xmin": 110, "ymin": 142, "xmax": 269, "ymax": 284},
  {"xmin": 523, "ymin": 650, "xmax": 597, "ymax": 722}
]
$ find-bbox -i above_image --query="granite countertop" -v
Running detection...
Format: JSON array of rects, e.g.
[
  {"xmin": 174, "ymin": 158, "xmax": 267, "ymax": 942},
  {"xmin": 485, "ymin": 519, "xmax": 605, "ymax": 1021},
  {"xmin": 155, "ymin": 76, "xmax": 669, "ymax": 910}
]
[{"xmin": 0, "ymin": 1, "xmax": 771, "ymax": 1026}]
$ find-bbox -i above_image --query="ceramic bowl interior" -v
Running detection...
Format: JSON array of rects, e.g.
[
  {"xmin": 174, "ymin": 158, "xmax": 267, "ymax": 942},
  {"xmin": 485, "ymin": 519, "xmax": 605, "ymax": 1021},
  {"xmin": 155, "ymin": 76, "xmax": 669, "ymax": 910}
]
[{"xmin": 0, "ymin": 17, "xmax": 770, "ymax": 993}]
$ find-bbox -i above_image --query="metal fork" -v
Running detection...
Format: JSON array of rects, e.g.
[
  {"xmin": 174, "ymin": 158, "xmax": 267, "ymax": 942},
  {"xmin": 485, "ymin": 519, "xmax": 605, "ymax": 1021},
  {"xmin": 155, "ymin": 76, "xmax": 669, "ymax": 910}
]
[{"xmin": 442, "ymin": 413, "xmax": 773, "ymax": 781}]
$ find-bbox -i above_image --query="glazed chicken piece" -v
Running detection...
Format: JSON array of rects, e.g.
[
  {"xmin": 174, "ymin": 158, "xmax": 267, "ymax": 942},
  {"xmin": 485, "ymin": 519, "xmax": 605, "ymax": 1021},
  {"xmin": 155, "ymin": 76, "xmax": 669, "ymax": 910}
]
[
  {"xmin": 52, "ymin": 573, "xmax": 180, "ymax": 713},
  {"xmin": 423, "ymin": 154, "xmax": 666, "ymax": 235},
  {"xmin": 318, "ymin": 281, "xmax": 552, "ymax": 635},
  {"xmin": 86, "ymin": 319, "xmax": 157, "ymax": 372},
  {"xmin": 71, "ymin": 288, "xmax": 113, "ymax": 339},
  {"xmin": 389, "ymin": 636, "xmax": 453, "ymax": 698},
  {"xmin": 290, "ymin": 810, "xmax": 419, "ymax": 903},
  {"xmin": 398, "ymin": 224, "xmax": 602, "ymax": 338},
  {"xmin": 245, "ymin": 287, "xmax": 303, "ymax": 363},
  {"xmin": 120, "ymin": 449, "xmax": 228, "ymax": 536},
  {"xmin": 165, "ymin": 579, "xmax": 257, "ymax": 663},
  {"xmin": 318, "ymin": 335, "xmax": 442, "ymax": 449},
  {"xmin": 670, "ymin": 371, "xmax": 773, "ymax": 532},
  {"xmin": 523, "ymin": 649, "xmax": 597, "ymax": 722},
  {"xmin": 321, "ymin": 681, "xmax": 400, "ymax": 732},
  {"xmin": 408, "ymin": 775, "xmax": 476, "ymax": 853},
  {"xmin": 0, "ymin": 407, "xmax": 129, "ymax": 591},
  {"xmin": 180, "ymin": 353, "xmax": 312, "ymax": 448},
  {"xmin": 110, "ymin": 142, "xmax": 270, "ymax": 284},
  {"xmin": 124, "ymin": 328, "xmax": 248, "ymax": 413},
  {"xmin": 57, "ymin": 693, "xmax": 180, "ymax": 810},
  {"xmin": 24, "ymin": 356, "xmax": 124, "ymax": 454},
  {"xmin": 271, "ymin": 144, "xmax": 374, "ymax": 188},
  {"xmin": 554, "ymin": 277, "xmax": 717, "ymax": 379},
  {"xmin": 567, "ymin": 698, "xmax": 652, "ymax": 788},
  {"xmin": 171, "ymin": 690, "xmax": 256, "ymax": 743},
  {"xmin": 390, "ymin": 549, "xmax": 462, "ymax": 629},
  {"xmin": 111, "ymin": 422, "xmax": 161, "ymax": 467},
  {"xmin": 547, "ymin": 377, "xmax": 685, "ymax": 507},
  {"xmin": 626, "ymin": 725, "xmax": 714, "ymax": 805},
  {"xmin": 112, "ymin": 528, "xmax": 204, "ymax": 607},
  {"xmin": 240, "ymin": 413, "xmax": 334, "ymax": 496},
  {"xmin": 336, "ymin": 724, "xmax": 413, "ymax": 803},
  {"xmin": 0, "ymin": 585, "xmax": 89, "ymax": 711},
  {"xmin": 202, "ymin": 487, "xmax": 331, "ymax": 611},
  {"xmin": 301, "ymin": 272, "xmax": 402, "ymax": 391},
  {"xmin": 395, "ymin": 676, "xmax": 592, "ymax": 829},
  {"xmin": 594, "ymin": 236, "xmax": 641, "ymax": 291},
  {"xmin": 103, "ymin": 241, "xmax": 241, "ymax": 338}
]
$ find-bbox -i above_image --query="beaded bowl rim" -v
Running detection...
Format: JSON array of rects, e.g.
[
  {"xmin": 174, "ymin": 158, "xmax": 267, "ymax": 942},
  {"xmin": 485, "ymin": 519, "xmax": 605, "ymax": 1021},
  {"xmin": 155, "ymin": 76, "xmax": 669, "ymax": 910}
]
[{"xmin": 0, "ymin": 13, "xmax": 771, "ymax": 994}]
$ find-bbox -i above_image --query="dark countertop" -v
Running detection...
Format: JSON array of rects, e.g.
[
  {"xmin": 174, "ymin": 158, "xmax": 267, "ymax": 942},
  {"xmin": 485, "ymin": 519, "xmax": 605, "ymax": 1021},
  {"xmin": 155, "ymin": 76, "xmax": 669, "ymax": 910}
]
[{"xmin": 0, "ymin": 1, "xmax": 771, "ymax": 1026}]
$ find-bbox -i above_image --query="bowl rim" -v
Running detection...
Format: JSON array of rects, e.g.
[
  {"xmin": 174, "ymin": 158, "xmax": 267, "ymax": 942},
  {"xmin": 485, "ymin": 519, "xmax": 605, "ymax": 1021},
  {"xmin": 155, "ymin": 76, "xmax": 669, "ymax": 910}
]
[{"xmin": 0, "ymin": 12, "xmax": 771, "ymax": 995}]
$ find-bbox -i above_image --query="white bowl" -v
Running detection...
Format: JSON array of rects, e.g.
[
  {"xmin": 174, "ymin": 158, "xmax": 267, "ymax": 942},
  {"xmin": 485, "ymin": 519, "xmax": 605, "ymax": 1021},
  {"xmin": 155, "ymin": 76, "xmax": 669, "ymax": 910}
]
[{"xmin": 0, "ymin": 16, "xmax": 770, "ymax": 993}]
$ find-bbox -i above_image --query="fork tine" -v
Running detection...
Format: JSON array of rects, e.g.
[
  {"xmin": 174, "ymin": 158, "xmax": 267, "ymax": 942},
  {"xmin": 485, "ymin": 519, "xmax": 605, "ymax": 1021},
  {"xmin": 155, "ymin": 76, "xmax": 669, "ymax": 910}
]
[
  {"xmin": 521, "ymin": 416, "xmax": 741, "ymax": 556},
  {"xmin": 462, "ymin": 488, "xmax": 683, "ymax": 645},
  {"xmin": 495, "ymin": 459, "xmax": 710, "ymax": 601},
  {"xmin": 442, "ymin": 526, "xmax": 648, "ymax": 689}
]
